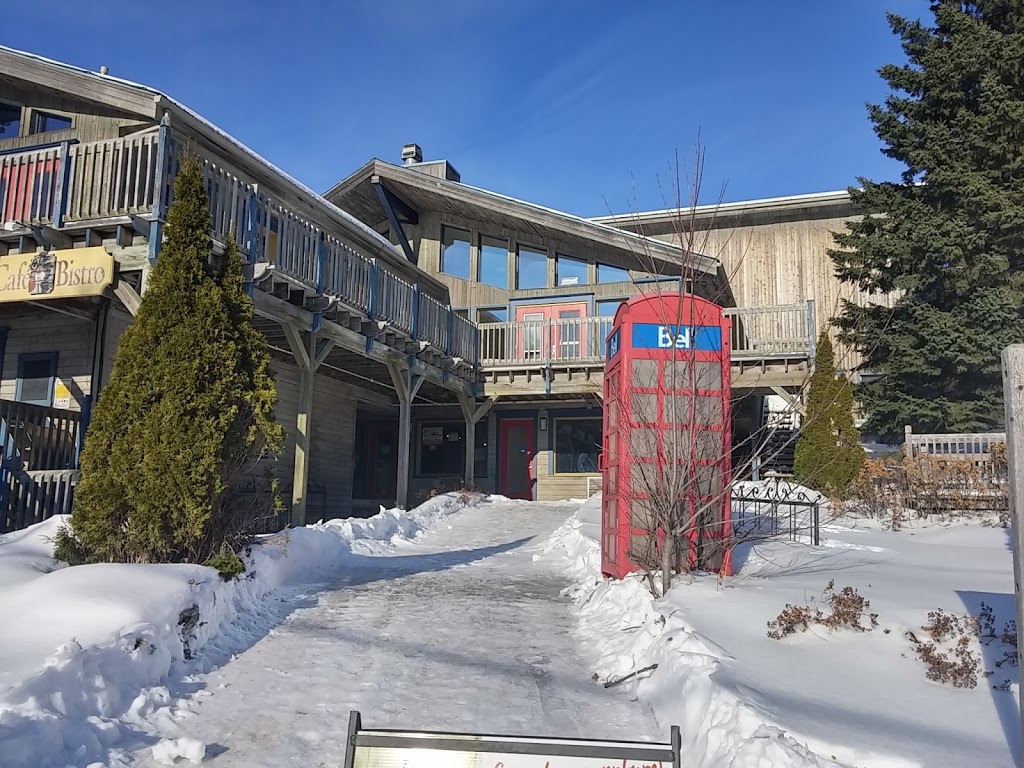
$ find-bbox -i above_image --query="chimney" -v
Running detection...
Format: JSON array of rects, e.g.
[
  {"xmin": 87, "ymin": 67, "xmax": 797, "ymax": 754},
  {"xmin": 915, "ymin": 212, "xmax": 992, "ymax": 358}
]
[
  {"xmin": 401, "ymin": 143, "xmax": 423, "ymax": 165},
  {"xmin": 99, "ymin": 65, "xmax": 109, "ymax": 75}
]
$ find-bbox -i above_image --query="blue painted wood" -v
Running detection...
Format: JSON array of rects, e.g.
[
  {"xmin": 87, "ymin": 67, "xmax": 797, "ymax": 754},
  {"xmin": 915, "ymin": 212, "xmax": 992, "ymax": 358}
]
[
  {"xmin": 50, "ymin": 141, "xmax": 73, "ymax": 227},
  {"xmin": 366, "ymin": 259, "xmax": 379, "ymax": 353},
  {"xmin": 411, "ymin": 284, "xmax": 420, "ymax": 340},
  {"xmin": 445, "ymin": 308, "xmax": 453, "ymax": 356},
  {"xmin": 316, "ymin": 233, "xmax": 326, "ymax": 293}
]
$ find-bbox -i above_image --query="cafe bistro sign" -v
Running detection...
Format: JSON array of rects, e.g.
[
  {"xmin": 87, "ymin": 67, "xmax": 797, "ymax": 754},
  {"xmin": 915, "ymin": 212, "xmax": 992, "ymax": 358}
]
[{"xmin": 0, "ymin": 247, "xmax": 115, "ymax": 303}]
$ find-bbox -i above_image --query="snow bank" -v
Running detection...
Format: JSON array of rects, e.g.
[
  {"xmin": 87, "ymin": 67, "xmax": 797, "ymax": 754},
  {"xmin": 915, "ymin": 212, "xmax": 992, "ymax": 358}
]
[
  {"xmin": 540, "ymin": 508, "xmax": 887, "ymax": 768},
  {"xmin": 0, "ymin": 492, "xmax": 480, "ymax": 768}
]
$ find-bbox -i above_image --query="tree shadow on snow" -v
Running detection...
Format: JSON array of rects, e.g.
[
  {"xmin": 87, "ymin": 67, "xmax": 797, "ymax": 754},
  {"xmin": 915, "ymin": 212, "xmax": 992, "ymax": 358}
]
[
  {"xmin": 729, "ymin": 540, "xmax": 884, "ymax": 579},
  {"xmin": 958, "ymin": 589, "xmax": 1020, "ymax": 766}
]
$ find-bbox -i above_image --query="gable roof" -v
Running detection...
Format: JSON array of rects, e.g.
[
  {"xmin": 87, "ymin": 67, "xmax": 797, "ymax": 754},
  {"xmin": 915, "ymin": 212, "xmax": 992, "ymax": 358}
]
[{"xmin": 326, "ymin": 160, "xmax": 721, "ymax": 276}]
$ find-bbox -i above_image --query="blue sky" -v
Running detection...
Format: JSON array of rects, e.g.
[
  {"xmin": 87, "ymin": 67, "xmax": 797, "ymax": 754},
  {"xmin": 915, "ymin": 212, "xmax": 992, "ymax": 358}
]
[{"xmin": 4, "ymin": 0, "xmax": 928, "ymax": 216}]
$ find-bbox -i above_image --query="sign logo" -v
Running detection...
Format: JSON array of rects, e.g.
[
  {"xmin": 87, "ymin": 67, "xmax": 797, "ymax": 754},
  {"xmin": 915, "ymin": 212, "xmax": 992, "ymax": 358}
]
[
  {"xmin": 632, "ymin": 323, "xmax": 722, "ymax": 352},
  {"xmin": 606, "ymin": 328, "xmax": 621, "ymax": 359},
  {"xmin": 0, "ymin": 246, "xmax": 114, "ymax": 303}
]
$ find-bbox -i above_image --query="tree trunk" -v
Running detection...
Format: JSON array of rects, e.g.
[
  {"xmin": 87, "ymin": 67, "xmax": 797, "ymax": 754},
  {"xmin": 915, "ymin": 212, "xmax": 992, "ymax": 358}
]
[{"xmin": 661, "ymin": 529, "xmax": 674, "ymax": 596}]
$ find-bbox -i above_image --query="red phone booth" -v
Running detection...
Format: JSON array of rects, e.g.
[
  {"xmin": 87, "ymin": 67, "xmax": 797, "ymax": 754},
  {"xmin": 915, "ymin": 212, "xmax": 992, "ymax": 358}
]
[{"xmin": 600, "ymin": 292, "xmax": 733, "ymax": 579}]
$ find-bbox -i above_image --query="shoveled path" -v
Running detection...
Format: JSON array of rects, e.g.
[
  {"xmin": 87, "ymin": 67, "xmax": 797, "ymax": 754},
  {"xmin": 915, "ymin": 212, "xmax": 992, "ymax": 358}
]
[{"xmin": 134, "ymin": 498, "xmax": 657, "ymax": 767}]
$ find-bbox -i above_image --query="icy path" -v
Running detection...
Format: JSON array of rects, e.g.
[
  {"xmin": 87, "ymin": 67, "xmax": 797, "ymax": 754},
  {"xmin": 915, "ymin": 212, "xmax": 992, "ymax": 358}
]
[{"xmin": 135, "ymin": 498, "xmax": 657, "ymax": 766}]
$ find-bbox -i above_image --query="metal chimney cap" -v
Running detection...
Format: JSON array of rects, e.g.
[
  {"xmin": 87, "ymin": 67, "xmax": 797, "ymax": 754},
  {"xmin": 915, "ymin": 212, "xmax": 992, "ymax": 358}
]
[
  {"xmin": 401, "ymin": 143, "xmax": 423, "ymax": 165},
  {"xmin": 99, "ymin": 65, "xmax": 109, "ymax": 75}
]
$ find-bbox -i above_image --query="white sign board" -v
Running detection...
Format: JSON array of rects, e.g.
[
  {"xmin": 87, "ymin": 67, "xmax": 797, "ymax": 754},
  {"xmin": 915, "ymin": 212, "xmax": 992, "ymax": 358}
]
[{"xmin": 344, "ymin": 712, "xmax": 678, "ymax": 768}]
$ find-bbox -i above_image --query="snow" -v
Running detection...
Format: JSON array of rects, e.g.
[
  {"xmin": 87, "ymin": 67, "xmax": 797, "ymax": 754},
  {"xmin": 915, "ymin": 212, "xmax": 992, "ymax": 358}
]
[
  {"xmin": 0, "ymin": 493, "xmax": 482, "ymax": 768},
  {"xmin": 539, "ymin": 491, "xmax": 1018, "ymax": 768}
]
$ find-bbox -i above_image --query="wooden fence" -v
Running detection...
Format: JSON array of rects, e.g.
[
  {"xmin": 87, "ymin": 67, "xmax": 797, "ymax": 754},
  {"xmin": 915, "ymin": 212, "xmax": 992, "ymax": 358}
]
[{"xmin": 903, "ymin": 425, "xmax": 1006, "ymax": 467}]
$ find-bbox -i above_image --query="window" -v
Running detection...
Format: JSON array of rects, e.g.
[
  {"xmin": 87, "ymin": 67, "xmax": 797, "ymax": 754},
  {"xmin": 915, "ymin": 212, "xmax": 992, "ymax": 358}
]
[
  {"xmin": 556, "ymin": 255, "xmax": 588, "ymax": 286},
  {"xmin": 441, "ymin": 226, "xmax": 471, "ymax": 279},
  {"xmin": 418, "ymin": 422, "xmax": 465, "ymax": 476},
  {"xmin": 16, "ymin": 352, "xmax": 57, "ymax": 406},
  {"xmin": 477, "ymin": 307, "xmax": 507, "ymax": 323},
  {"xmin": 553, "ymin": 417, "xmax": 602, "ymax": 474},
  {"xmin": 474, "ymin": 421, "xmax": 488, "ymax": 478},
  {"xmin": 0, "ymin": 103, "xmax": 20, "ymax": 139},
  {"xmin": 516, "ymin": 246, "xmax": 548, "ymax": 289},
  {"xmin": 29, "ymin": 111, "xmax": 72, "ymax": 134},
  {"xmin": 597, "ymin": 299, "xmax": 623, "ymax": 317},
  {"xmin": 478, "ymin": 235, "xmax": 508, "ymax": 288},
  {"xmin": 454, "ymin": 308, "xmax": 469, "ymax": 319},
  {"xmin": 597, "ymin": 263, "xmax": 630, "ymax": 283}
]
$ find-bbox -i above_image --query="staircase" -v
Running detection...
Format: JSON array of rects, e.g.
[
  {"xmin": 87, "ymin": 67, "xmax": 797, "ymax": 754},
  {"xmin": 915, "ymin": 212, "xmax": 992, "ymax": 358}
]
[{"xmin": 755, "ymin": 397, "xmax": 799, "ymax": 477}]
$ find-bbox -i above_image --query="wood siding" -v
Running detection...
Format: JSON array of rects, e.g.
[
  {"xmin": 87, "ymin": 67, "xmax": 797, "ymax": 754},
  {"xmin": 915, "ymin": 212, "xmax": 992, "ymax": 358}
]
[
  {"xmin": 271, "ymin": 360, "xmax": 358, "ymax": 521},
  {"xmin": 0, "ymin": 304, "xmax": 95, "ymax": 409},
  {"xmin": 652, "ymin": 213, "xmax": 895, "ymax": 371}
]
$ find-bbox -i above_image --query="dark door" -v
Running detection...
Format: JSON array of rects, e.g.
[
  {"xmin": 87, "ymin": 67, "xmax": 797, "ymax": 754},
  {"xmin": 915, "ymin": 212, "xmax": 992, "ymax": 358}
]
[
  {"xmin": 366, "ymin": 421, "xmax": 398, "ymax": 500},
  {"xmin": 499, "ymin": 418, "xmax": 535, "ymax": 500}
]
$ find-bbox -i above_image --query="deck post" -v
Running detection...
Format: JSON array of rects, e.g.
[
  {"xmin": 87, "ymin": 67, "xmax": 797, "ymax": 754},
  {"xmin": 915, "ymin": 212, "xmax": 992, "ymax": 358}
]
[
  {"xmin": 458, "ymin": 394, "xmax": 498, "ymax": 489},
  {"xmin": 1001, "ymin": 344, "xmax": 1024, "ymax": 753},
  {"xmin": 282, "ymin": 323, "xmax": 336, "ymax": 527},
  {"xmin": 388, "ymin": 363, "xmax": 424, "ymax": 509}
]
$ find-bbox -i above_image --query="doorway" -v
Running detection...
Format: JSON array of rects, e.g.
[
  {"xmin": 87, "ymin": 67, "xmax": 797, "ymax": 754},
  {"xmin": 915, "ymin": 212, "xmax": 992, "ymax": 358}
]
[
  {"xmin": 499, "ymin": 418, "xmax": 535, "ymax": 500},
  {"xmin": 353, "ymin": 414, "xmax": 398, "ymax": 502},
  {"xmin": 514, "ymin": 301, "xmax": 589, "ymax": 363}
]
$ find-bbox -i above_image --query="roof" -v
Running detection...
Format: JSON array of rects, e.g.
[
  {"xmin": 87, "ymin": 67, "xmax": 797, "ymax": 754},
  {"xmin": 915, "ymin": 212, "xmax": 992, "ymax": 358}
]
[
  {"xmin": 0, "ymin": 46, "xmax": 449, "ymax": 293},
  {"xmin": 591, "ymin": 189, "xmax": 856, "ymax": 229},
  {"xmin": 326, "ymin": 160, "xmax": 721, "ymax": 276}
]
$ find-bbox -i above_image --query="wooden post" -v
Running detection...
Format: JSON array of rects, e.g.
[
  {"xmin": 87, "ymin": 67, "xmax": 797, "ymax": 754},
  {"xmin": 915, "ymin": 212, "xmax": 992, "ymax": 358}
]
[
  {"xmin": 458, "ymin": 394, "xmax": 498, "ymax": 489},
  {"xmin": 1001, "ymin": 344, "xmax": 1024, "ymax": 754},
  {"xmin": 283, "ymin": 323, "xmax": 336, "ymax": 527},
  {"xmin": 389, "ymin": 363, "xmax": 424, "ymax": 509},
  {"xmin": 904, "ymin": 424, "xmax": 913, "ymax": 459}
]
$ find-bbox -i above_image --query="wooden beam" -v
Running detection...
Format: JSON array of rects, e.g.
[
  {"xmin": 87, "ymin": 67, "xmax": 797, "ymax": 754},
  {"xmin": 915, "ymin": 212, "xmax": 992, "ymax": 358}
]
[
  {"xmin": 113, "ymin": 280, "xmax": 141, "ymax": 317},
  {"xmin": 282, "ymin": 322, "xmax": 311, "ymax": 371},
  {"xmin": 1002, "ymin": 344, "xmax": 1024, "ymax": 749},
  {"xmin": 312, "ymin": 339, "xmax": 337, "ymax": 370},
  {"xmin": 291, "ymin": 330, "xmax": 318, "ymax": 527},
  {"xmin": 457, "ymin": 393, "xmax": 499, "ymax": 488},
  {"xmin": 29, "ymin": 224, "xmax": 72, "ymax": 250},
  {"xmin": 388, "ymin": 363, "xmax": 425, "ymax": 509},
  {"xmin": 770, "ymin": 385, "xmax": 806, "ymax": 416}
]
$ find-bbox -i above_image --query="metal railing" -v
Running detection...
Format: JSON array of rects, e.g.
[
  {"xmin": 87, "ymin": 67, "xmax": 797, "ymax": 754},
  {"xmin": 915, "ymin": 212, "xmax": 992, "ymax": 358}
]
[
  {"xmin": 1, "ymin": 130, "xmax": 475, "ymax": 369},
  {"xmin": 723, "ymin": 301, "xmax": 815, "ymax": 359}
]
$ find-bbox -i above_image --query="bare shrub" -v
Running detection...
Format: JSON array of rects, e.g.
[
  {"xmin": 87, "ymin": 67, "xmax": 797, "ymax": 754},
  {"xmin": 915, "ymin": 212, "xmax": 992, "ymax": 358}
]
[
  {"xmin": 767, "ymin": 580, "xmax": 878, "ymax": 639},
  {"xmin": 907, "ymin": 609, "xmax": 982, "ymax": 689}
]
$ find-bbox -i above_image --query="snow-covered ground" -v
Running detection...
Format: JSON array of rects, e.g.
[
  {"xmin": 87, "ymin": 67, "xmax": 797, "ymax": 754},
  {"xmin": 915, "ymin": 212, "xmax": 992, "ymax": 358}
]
[
  {"xmin": 0, "ymin": 494, "xmax": 494, "ymax": 768},
  {"xmin": 540, "ymin": 494, "xmax": 1017, "ymax": 768}
]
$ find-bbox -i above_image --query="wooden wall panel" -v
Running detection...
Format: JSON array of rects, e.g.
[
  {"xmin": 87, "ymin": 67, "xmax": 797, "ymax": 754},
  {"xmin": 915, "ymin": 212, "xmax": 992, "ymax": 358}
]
[{"xmin": 0, "ymin": 305, "xmax": 94, "ymax": 409}]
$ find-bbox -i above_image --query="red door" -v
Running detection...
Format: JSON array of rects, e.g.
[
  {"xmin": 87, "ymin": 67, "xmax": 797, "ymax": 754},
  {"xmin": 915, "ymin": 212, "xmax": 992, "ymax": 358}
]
[
  {"xmin": 515, "ymin": 302, "xmax": 589, "ymax": 363},
  {"xmin": 499, "ymin": 419, "xmax": 535, "ymax": 499}
]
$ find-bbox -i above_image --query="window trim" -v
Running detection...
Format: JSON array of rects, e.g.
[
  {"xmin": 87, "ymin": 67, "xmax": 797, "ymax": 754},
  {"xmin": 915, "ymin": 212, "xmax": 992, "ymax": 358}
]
[
  {"xmin": 596, "ymin": 262, "xmax": 632, "ymax": 284},
  {"xmin": 515, "ymin": 243, "xmax": 550, "ymax": 290},
  {"xmin": 550, "ymin": 415, "xmax": 603, "ymax": 476},
  {"xmin": 555, "ymin": 254, "xmax": 589, "ymax": 287},
  {"xmin": 27, "ymin": 109, "xmax": 74, "ymax": 136},
  {"xmin": 0, "ymin": 100, "xmax": 24, "ymax": 140},
  {"xmin": 440, "ymin": 225, "xmax": 472, "ymax": 280},
  {"xmin": 477, "ymin": 233, "xmax": 510, "ymax": 289},
  {"xmin": 15, "ymin": 351, "xmax": 58, "ymax": 406}
]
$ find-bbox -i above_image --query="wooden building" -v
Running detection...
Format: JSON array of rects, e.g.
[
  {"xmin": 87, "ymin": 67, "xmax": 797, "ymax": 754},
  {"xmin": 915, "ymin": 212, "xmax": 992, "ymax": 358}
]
[
  {"xmin": 326, "ymin": 149, "xmax": 819, "ymax": 502},
  {"xmin": 0, "ymin": 44, "xmax": 836, "ymax": 528},
  {"xmin": 0, "ymin": 46, "xmax": 476, "ymax": 529}
]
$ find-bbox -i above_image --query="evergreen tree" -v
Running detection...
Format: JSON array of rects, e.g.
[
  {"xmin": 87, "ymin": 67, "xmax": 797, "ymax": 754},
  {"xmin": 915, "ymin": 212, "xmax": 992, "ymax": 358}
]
[
  {"xmin": 830, "ymin": 1, "xmax": 1024, "ymax": 440},
  {"xmin": 793, "ymin": 334, "xmax": 866, "ymax": 497},
  {"xmin": 57, "ymin": 153, "xmax": 283, "ymax": 567}
]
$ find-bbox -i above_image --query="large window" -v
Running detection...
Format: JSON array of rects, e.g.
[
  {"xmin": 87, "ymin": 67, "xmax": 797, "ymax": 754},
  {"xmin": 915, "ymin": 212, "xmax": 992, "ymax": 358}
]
[
  {"xmin": 597, "ymin": 299, "xmax": 623, "ymax": 317},
  {"xmin": 441, "ymin": 226, "xmax": 471, "ymax": 279},
  {"xmin": 418, "ymin": 422, "xmax": 465, "ymax": 476},
  {"xmin": 516, "ymin": 246, "xmax": 548, "ymax": 289},
  {"xmin": 477, "ymin": 307, "xmax": 507, "ymax": 323},
  {"xmin": 556, "ymin": 255, "xmax": 589, "ymax": 286},
  {"xmin": 0, "ymin": 103, "xmax": 20, "ymax": 139},
  {"xmin": 478, "ymin": 235, "xmax": 509, "ymax": 288},
  {"xmin": 597, "ymin": 263, "xmax": 630, "ymax": 283},
  {"xmin": 553, "ymin": 417, "xmax": 602, "ymax": 474},
  {"xmin": 29, "ymin": 111, "xmax": 72, "ymax": 134},
  {"xmin": 16, "ymin": 352, "xmax": 58, "ymax": 406}
]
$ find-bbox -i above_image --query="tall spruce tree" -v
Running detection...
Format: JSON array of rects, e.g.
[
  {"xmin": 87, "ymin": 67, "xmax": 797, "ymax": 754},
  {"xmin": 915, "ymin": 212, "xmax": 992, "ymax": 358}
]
[
  {"xmin": 793, "ymin": 334, "xmax": 866, "ymax": 497},
  {"xmin": 830, "ymin": 1, "xmax": 1024, "ymax": 440},
  {"xmin": 58, "ymin": 153, "xmax": 282, "ymax": 566}
]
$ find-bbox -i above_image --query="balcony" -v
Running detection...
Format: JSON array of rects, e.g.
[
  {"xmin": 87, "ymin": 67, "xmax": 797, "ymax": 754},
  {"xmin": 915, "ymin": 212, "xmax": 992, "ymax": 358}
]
[
  {"xmin": 0, "ymin": 128, "xmax": 478, "ymax": 385},
  {"xmin": 478, "ymin": 302, "xmax": 816, "ymax": 395}
]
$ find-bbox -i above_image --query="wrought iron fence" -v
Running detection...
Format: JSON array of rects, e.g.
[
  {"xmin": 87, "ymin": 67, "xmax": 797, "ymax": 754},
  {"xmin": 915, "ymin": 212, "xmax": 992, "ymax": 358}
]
[{"xmin": 730, "ymin": 478, "xmax": 821, "ymax": 546}]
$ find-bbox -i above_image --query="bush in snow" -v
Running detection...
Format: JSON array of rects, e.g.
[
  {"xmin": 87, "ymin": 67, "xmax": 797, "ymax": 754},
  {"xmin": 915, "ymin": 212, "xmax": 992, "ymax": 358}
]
[
  {"xmin": 767, "ymin": 580, "xmax": 878, "ymax": 639},
  {"xmin": 793, "ymin": 333, "xmax": 865, "ymax": 499},
  {"xmin": 57, "ymin": 151, "xmax": 283, "ymax": 570},
  {"xmin": 907, "ymin": 609, "xmax": 983, "ymax": 689}
]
